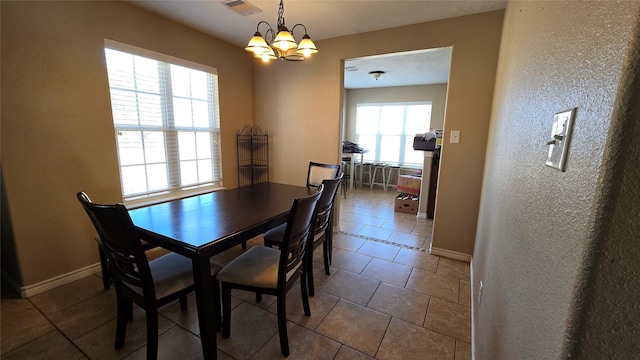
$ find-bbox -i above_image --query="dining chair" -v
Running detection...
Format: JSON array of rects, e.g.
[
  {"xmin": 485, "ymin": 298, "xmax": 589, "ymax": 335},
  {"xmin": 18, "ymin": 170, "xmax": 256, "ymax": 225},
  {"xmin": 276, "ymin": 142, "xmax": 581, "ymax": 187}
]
[
  {"xmin": 77, "ymin": 192, "xmax": 222, "ymax": 360},
  {"xmin": 263, "ymin": 174, "xmax": 343, "ymax": 296},
  {"xmin": 95, "ymin": 237, "xmax": 157, "ymax": 289},
  {"xmin": 240, "ymin": 160, "xmax": 334, "ymax": 254},
  {"xmin": 217, "ymin": 186, "xmax": 323, "ymax": 357},
  {"xmin": 306, "ymin": 161, "xmax": 340, "ymax": 188}
]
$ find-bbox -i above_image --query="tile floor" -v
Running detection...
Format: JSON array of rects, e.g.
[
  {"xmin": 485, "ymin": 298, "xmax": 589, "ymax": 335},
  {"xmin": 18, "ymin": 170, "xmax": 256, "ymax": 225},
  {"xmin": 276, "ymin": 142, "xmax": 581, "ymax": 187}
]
[{"xmin": 1, "ymin": 186, "xmax": 471, "ymax": 360}]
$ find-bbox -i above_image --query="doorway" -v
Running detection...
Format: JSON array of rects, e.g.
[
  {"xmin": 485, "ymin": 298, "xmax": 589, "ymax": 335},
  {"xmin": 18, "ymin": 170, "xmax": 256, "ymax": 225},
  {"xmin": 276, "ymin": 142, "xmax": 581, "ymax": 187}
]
[{"xmin": 338, "ymin": 47, "xmax": 452, "ymax": 251}]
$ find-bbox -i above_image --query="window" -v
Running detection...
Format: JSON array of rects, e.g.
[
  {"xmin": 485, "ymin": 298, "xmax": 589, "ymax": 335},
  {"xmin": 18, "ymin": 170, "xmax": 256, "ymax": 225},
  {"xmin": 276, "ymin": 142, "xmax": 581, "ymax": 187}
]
[
  {"xmin": 104, "ymin": 40, "xmax": 222, "ymax": 204},
  {"xmin": 355, "ymin": 103, "xmax": 432, "ymax": 166}
]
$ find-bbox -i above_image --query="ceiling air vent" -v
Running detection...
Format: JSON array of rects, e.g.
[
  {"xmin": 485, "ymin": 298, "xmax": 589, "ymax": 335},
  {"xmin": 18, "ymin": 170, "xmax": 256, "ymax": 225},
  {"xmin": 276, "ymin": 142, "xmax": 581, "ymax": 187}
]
[{"xmin": 221, "ymin": 0, "xmax": 262, "ymax": 16}]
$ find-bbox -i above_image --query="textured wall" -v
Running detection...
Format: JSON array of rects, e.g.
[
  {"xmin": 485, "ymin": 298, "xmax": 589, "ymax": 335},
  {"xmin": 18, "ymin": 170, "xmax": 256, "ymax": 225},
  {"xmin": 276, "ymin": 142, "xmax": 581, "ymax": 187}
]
[
  {"xmin": 566, "ymin": 16, "xmax": 640, "ymax": 358},
  {"xmin": 473, "ymin": 1, "xmax": 640, "ymax": 359}
]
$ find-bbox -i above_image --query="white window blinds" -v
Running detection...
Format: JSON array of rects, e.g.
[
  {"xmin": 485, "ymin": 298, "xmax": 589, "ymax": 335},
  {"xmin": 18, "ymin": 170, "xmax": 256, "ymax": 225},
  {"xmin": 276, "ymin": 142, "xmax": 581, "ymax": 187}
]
[{"xmin": 104, "ymin": 40, "xmax": 223, "ymax": 204}]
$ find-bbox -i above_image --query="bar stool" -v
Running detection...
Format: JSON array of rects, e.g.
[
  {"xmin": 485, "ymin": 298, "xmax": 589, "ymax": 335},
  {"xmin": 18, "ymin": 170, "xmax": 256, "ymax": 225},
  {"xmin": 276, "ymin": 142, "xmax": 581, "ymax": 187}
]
[
  {"xmin": 341, "ymin": 157, "xmax": 358, "ymax": 191},
  {"xmin": 385, "ymin": 165, "xmax": 401, "ymax": 191},
  {"xmin": 360, "ymin": 162, "xmax": 374, "ymax": 187},
  {"xmin": 353, "ymin": 161, "xmax": 362, "ymax": 187},
  {"xmin": 370, "ymin": 163, "xmax": 387, "ymax": 190}
]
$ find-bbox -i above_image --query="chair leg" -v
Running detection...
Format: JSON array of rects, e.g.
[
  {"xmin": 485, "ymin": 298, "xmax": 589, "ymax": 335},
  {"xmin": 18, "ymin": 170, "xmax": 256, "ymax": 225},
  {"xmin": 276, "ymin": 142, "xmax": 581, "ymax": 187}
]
[
  {"xmin": 300, "ymin": 272, "xmax": 311, "ymax": 317},
  {"xmin": 307, "ymin": 253, "xmax": 315, "ymax": 297},
  {"xmin": 323, "ymin": 240, "xmax": 331, "ymax": 275},
  {"xmin": 98, "ymin": 245, "xmax": 111, "ymax": 289},
  {"xmin": 256, "ymin": 292, "xmax": 263, "ymax": 303},
  {"xmin": 145, "ymin": 308, "xmax": 159, "ymax": 360},
  {"xmin": 222, "ymin": 283, "xmax": 232, "ymax": 338},
  {"xmin": 127, "ymin": 302, "xmax": 134, "ymax": 322},
  {"xmin": 276, "ymin": 294, "xmax": 290, "ymax": 357},
  {"xmin": 115, "ymin": 293, "xmax": 129, "ymax": 349},
  {"xmin": 325, "ymin": 219, "xmax": 334, "ymax": 270},
  {"xmin": 179, "ymin": 295, "xmax": 188, "ymax": 310}
]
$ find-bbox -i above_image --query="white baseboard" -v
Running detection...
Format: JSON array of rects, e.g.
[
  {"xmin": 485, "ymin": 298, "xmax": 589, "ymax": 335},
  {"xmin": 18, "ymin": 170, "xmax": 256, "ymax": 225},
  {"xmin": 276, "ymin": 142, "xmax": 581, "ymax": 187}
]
[
  {"xmin": 5, "ymin": 247, "xmax": 167, "ymax": 298},
  {"xmin": 430, "ymin": 246, "xmax": 472, "ymax": 262},
  {"xmin": 17, "ymin": 263, "xmax": 103, "ymax": 298},
  {"xmin": 417, "ymin": 211, "xmax": 427, "ymax": 219}
]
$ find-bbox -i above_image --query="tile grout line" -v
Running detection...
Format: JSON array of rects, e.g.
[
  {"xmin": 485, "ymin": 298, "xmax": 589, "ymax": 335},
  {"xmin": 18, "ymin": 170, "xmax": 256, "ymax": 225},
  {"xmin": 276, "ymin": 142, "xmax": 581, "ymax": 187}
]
[
  {"xmin": 338, "ymin": 231, "xmax": 429, "ymax": 253},
  {"xmin": 24, "ymin": 297, "xmax": 93, "ymax": 359}
]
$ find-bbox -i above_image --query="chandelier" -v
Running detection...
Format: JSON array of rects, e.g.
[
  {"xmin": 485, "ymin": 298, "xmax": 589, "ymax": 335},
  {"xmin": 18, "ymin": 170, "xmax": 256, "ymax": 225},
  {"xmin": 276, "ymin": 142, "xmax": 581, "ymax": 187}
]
[{"xmin": 244, "ymin": 0, "xmax": 318, "ymax": 62}]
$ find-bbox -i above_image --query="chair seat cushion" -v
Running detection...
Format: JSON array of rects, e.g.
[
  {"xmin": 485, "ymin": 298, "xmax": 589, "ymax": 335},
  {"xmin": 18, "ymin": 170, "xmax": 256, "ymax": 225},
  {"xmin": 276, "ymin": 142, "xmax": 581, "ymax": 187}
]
[
  {"xmin": 263, "ymin": 223, "xmax": 286, "ymax": 243},
  {"xmin": 126, "ymin": 252, "xmax": 221, "ymax": 300},
  {"xmin": 217, "ymin": 246, "xmax": 281, "ymax": 289}
]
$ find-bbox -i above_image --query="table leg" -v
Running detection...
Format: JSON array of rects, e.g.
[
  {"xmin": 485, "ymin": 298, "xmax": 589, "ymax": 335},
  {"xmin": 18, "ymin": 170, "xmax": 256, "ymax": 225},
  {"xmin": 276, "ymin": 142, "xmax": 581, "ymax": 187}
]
[{"xmin": 193, "ymin": 257, "xmax": 218, "ymax": 360}]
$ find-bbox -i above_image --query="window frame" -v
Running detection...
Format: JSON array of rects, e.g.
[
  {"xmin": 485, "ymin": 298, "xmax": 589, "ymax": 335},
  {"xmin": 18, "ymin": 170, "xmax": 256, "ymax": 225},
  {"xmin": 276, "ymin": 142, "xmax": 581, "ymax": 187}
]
[
  {"xmin": 355, "ymin": 101, "xmax": 432, "ymax": 167},
  {"xmin": 104, "ymin": 39, "xmax": 224, "ymax": 207}
]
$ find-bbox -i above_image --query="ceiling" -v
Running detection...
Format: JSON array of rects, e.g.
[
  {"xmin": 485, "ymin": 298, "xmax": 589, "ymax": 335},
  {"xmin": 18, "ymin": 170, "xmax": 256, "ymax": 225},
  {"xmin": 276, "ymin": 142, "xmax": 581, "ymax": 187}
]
[
  {"xmin": 130, "ymin": 0, "xmax": 506, "ymax": 88},
  {"xmin": 343, "ymin": 47, "xmax": 452, "ymax": 89}
]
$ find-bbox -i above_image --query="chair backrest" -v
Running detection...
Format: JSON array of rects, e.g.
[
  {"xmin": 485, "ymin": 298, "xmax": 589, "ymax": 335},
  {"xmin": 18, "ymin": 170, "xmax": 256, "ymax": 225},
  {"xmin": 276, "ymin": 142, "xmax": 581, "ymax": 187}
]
[
  {"xmin": 76, "ymin": 192, "xmax": 153, "ymax": 297},
  {"xmin": 312, "ymin": 173, "xmax": 343, "ymax": 238},
  {"xmin": 279, "ymin": 185, "xmax": 324, "ymax": 286},
  {"xmin": 306, "ymin": 162, "xmax": 340, "ymax": 188}
]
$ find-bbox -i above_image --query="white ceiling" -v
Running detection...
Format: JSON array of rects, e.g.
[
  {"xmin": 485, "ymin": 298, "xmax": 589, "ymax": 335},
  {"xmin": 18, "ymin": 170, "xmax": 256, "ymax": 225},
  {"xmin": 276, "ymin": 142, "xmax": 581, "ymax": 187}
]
[
  {"xmin": 344, "ymin": 47, "xmax": 452, "ymax": 89},
  {"xmin": 129, "ymin": 0, "xmax": 506, "ymax": 88}
]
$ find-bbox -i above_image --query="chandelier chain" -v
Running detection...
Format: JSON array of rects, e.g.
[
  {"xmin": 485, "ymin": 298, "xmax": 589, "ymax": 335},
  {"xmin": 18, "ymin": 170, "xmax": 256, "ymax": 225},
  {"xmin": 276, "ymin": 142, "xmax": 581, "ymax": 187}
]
[{"xmin": 277, "ymin": 0, "xmax": 285, "ymax": 29}]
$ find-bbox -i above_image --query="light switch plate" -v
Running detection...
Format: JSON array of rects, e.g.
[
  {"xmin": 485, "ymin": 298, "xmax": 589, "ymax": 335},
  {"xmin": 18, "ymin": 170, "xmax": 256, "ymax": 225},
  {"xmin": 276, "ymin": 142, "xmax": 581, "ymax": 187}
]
[
  {"xmin": 450, "ymin": 130, "xmax": 460, "ymax": 144},
  {"xmin": 545, "ymin": 108, "xmax": 577, "ymax": 171}
]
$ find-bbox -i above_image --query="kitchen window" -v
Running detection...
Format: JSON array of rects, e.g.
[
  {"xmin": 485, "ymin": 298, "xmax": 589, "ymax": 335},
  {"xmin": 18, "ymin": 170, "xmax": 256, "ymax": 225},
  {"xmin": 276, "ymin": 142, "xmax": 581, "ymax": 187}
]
[
  {"xmin": 355, "ymin": 102, "xmax": 432, "ymax": 166},
  {"xmin": 104, "ymin": 40, "xmax": 222, "ymax": 204}
]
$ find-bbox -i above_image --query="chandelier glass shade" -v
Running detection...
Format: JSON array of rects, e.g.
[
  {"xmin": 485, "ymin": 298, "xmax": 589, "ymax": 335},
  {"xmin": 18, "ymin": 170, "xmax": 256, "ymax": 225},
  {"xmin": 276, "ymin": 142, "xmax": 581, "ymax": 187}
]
[{"xmin": 244, "ymin": 0, "xmax": 318, "ymax": 62}]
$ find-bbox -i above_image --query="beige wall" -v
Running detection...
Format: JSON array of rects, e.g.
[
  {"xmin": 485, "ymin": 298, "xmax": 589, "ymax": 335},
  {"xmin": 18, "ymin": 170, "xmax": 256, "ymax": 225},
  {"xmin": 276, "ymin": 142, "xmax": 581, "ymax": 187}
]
[
  {"xmin": 254, "ymin": 11, "xmax": 504, "ymax": 256},
  {"xmin": 1, "ymin": 3, "xmax": 502, "ymax": 288},
  {"xmin": 473, "ymin": 1, "xmax": 640, "ymax": 358},
  {"xmin": 343, "ymin": 84, "xmax": 448, "ymax": 142},
  {"xmin": 1, "ymin": 1, "xmax": 253, "ymax": 286}
]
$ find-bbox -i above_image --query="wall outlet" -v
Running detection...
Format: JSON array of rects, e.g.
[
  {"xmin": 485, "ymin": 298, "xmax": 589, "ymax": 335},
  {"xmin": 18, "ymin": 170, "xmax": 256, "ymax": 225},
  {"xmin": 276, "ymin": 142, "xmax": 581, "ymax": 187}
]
[{"xmin": 478, "ymin": 280, "xmax": 484, "ymax": 306}]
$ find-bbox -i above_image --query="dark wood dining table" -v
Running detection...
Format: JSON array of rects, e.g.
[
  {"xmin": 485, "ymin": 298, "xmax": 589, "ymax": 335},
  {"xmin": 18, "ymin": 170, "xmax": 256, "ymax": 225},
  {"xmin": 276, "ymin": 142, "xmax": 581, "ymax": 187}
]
[{"xmin": 128, "ymin": 182, "xmax": 314, "ymax": 359}]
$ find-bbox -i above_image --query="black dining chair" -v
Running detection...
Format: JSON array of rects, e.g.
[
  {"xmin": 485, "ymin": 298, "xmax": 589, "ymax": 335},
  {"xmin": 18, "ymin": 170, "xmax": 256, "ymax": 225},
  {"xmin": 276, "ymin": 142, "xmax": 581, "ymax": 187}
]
[
  {"xmin": 77, "ymin": 192, "xmax": 222, "ymax": 360},
  {"xmin": 264, "ymin": 174, "xmax": 343, "ymax": 296},
  {"xmin": 306, "ymin": 161, "xmax": 340, "ymax": 188},
  {"xmin": 95, "ymin": 236, "xmax": 157, "ymax": 289},
  {"xmin": 217, "ymin": 186, "xmax": 323, "ymax": 357}
]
